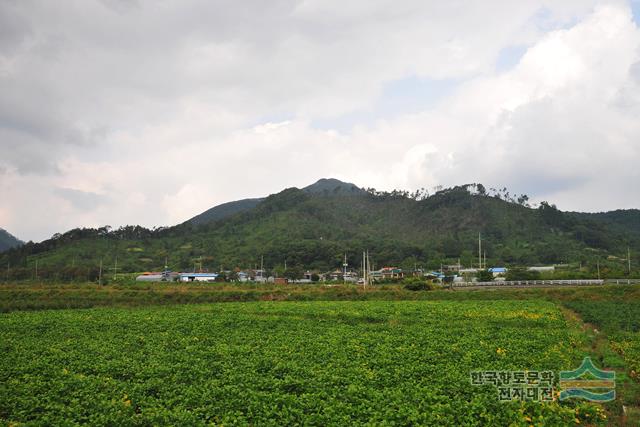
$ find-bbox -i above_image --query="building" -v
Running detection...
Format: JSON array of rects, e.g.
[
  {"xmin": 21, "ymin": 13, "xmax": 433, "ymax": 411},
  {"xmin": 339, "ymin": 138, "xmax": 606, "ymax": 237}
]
[
  {"xmin": 488, "ymin": 267, "xmax": 507, "ymax": 277},
  {"xmin": 136, "ymin": 272, "xmax": 165, "ymax": 282},
  {"xmin": 528, "ymin": 266, "xmax": 555, "ymax": 272},
  {"xmin": 425, "ymin": 271, "xmax": 445, "ymax": 280},
  {"xmin": 179, "ymin": 272, "xmax": 218, "ymax": 282},
  {"xmin": 370, "ymin": 267, "xmax": 404, "ymax": 281},
  {"xmin": 136, "ymin": 271, "xmax": 179, "ymax": 282},
  {"xmin": 325, "ymin": 269, "xmax": 358, "ymax": 282},
  {"xmin": 252, "ymin": 269, "xmax": 268, "ymax": 283}
]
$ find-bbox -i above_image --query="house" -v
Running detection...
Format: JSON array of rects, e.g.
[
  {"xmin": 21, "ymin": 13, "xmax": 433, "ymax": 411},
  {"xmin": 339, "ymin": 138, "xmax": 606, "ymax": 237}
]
[
  {"xmin": 136, "ymin": 270, "xmax": 179, "ymax": 282},
  {"xmin": 179, "ymin": 272, "xmax": 218, "ymax": 282},
  {"xmin": 528, "ymin": 266, "xmax": 555, "ymax": 272},
  {"xmin": 488, "ymin": 267, "xmax": 507, "ymax": 277},
  {"xmin": 325, "ymin": 269, "xmax": 359, "ymax": 282},
  {"xmin": 424, "ymin": 271, "xmax": 445, "ymax": 281},
  {"xmin": 252, "ymin": 269, "xmax": 268, "ymax": 282},
  {"xmin": 376, "ymin": 267, "xmax": 404, "ymax": 280},
  {"xmin": 344, "ymin": 271, "xmax": 359, "ymax": 282},
  {"xmin": 136, "ymin": 272, "xmax": 165, "ymax": 282},
  {"xmin": 274, "ymin": 277, "xmax": 288, "ymax": 285}
]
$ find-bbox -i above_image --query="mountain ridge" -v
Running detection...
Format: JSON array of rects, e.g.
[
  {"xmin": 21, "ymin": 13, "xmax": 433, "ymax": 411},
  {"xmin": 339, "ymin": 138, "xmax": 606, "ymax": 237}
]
[
  {"xmin": 1, "ymin": 179, "xmax": 639, "ymax": 279},
  {"xmin": 0, "ymin": 228, "xmax": 23, "ymax": 253},
  {"xmin": 186, "ymin": 178, "xmax": 364, "ymax": 226}
]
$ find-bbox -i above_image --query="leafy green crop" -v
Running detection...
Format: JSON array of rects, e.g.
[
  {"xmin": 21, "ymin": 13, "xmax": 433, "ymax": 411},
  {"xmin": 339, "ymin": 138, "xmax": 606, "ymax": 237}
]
[
  {"xmin": 0, "ymin": 301, "xmax": 604, "ymax": 425},
  {"xmin": 564, "ymin": 301, "xmax": 640, "ymax": 375}
]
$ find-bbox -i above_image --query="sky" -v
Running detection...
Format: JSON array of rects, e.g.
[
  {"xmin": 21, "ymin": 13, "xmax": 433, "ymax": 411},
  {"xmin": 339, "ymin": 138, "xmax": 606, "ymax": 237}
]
[{"xmin": 2, "ymin": 0, "xmax": 640, "ymax": 242}]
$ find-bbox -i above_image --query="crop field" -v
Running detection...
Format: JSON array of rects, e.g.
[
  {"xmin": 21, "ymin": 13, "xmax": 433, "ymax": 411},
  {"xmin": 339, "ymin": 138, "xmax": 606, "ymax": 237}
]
[
  {"xmin": 564, "ymin": 301, "xmax": 640, "ymax": 377},
  {"xmin": 0, "ymin": 300, "xmax": 608, "ymax": 426}
]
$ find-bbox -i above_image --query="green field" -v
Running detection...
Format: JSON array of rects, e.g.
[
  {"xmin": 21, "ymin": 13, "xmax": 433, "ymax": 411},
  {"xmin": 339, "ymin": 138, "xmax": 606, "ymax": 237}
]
[
  {"xmin": 564, "ymin": 301, "xmax": 640, "ymax": 380},
  {"xmin": 1, "ymin": 299, "xmax": 609, "ymax": 426}
]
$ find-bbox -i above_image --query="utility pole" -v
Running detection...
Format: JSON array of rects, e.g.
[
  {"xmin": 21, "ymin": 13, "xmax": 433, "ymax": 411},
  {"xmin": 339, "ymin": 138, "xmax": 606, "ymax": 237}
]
[
  {"xmin": 112, "ymin": 256, "xmax": 119, "ymax": 280},
  {"xmin": 365, "ymin": 249, "xmax": 371, "ymax": 284},
  {"xmin": 98, "ymin": 259, "xmax": 103, "ymax": 285},
  {"xmin": 362, "ymin": 251, "xmax": 366, "ymax": 288},
  {"xmin": 628, "ymin": 247, "xmax": 631, "ymax": 284},
  {"xmin": 343, "ymin": 253, "xmax": 348, "ymax": 285},
  {"xmin": 597, "ymin": 259, "xmax": 601, "ymax": 280},
  {"xmin": 478, "ymin": 232, "xmax": 482, "ymax": 269}
]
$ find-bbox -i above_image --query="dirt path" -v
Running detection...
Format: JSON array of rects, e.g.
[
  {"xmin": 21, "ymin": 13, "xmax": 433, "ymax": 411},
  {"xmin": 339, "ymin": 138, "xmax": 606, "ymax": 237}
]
[{"xmin": 560, "ymin": 306, "xmax": 640, "ymax": 426}]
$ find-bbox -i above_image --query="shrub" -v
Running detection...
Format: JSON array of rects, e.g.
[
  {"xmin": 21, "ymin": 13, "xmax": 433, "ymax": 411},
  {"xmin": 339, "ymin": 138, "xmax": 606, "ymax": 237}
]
[{"xmin": 403, "ymin": 277, "xmax": 435, "ymax": 291}]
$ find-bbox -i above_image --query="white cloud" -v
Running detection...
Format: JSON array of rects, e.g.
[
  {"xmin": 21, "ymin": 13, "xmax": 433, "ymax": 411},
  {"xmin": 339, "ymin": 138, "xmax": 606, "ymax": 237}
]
[{"xmin": 1, "ymin": 0, "xmax": 639, "ymax": 241}]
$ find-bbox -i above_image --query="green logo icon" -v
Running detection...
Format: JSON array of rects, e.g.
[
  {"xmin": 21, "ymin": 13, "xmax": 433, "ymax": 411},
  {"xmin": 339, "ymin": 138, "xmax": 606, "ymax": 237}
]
[{"xmin": 559, "ymin": 357, "xmax": 615, "ymax": 402}]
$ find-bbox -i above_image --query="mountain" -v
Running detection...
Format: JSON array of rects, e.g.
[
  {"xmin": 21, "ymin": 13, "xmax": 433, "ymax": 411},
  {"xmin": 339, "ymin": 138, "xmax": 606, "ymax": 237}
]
[
  {"xmin": 0, "ymin": 228, "xmax": 23, "ymax": 252},
  {"xmin": 302, "ymin": 178, "xmax": 366, "ymax": 196},
  {"xmin": 2, "ymin": 180, "xmax": 639, "ymax": 280},
  {"xmin": 570, "ymin": 209, "xmax": 640, "ymax": 238},
  {"xmin": 188, "ymin": 198, "xmax": 264, "ymax": 226},
  {"xmin": 186, "ymin": 178, "xmax": 365, "ymax": 226}
]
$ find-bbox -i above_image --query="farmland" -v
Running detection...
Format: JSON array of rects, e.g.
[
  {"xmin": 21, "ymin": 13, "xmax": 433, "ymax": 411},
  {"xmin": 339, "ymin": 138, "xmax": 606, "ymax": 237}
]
[
  {"xmin": 0, "ymin": 299, "xmax": 610, "ymax": 426},
  {"xmin": 564, "ymin": 300, "xmax": 640, "ymax": 381}
]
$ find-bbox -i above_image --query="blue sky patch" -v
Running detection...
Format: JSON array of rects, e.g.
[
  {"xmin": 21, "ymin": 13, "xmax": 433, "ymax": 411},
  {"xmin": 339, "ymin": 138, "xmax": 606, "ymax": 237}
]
[
  {"xmin": 496, "ymin": 45, "xmax": 528, "ymax": 73},
  {"xmin": 631, "ymin": 0, "xmax": 640, "ymax": 25},
  {"xmin": 312, "ymin": 76, "xmax": 461, "ymax": 132}
]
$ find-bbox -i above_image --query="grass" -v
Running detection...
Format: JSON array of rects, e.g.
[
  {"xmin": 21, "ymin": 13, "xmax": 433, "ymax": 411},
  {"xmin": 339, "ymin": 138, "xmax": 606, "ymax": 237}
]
[{"xmin": 1, "ymin": 282, "xmax": 639, "ymax": 313}]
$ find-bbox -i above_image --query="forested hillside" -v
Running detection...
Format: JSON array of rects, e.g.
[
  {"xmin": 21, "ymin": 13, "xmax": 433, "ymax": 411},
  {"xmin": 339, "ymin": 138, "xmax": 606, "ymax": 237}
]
[
  {"xmin": 0, "ymin": 228, "xmax": 23, "ymax": 252},
  {"xmin": 1, "ymin": 180, "xmax": 638, "ymax": 280}
]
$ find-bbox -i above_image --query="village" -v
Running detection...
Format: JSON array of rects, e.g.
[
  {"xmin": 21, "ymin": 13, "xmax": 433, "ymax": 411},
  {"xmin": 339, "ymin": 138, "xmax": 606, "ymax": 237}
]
[{"xmin": 135, "ymin": 263, "xmax": 558, "ymax": 284}]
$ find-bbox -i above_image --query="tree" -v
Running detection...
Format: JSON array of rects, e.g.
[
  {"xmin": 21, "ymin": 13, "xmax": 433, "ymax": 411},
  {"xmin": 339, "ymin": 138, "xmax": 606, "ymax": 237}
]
[
  {"xmin": 505, "ymin": 268, "xmax": 540, "ymax": 281},
  {"xmin": 284, "ymin": 266, "xmax": 303, "ymax": 281},
  {"xmin": 476, "ymin": 270, "xmax": 494, "ymax": 282}
]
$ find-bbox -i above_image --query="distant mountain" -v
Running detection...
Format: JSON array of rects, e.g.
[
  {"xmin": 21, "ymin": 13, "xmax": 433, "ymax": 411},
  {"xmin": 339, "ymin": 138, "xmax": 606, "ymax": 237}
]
[
  {"xmin": 2, "ymin": 180, "xmax": 639, "ymax": 279},
  {"xmin": 302, "ymin": 178, "xmax": 366, "ymax": 196},
  {"xmin": 0, "ymin": 228, "xmax": 23, "ymax": 252},
  {"xmin": 570, "ymin": 209, "xmax": 640, "ymax": 238},
  {"xmin": 187, "ymin": 178, "xmax": 364, "ymax": 226},
  {"xmin": 188, "ymin": 198, "xmax": 264, "ymax": 226}
]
